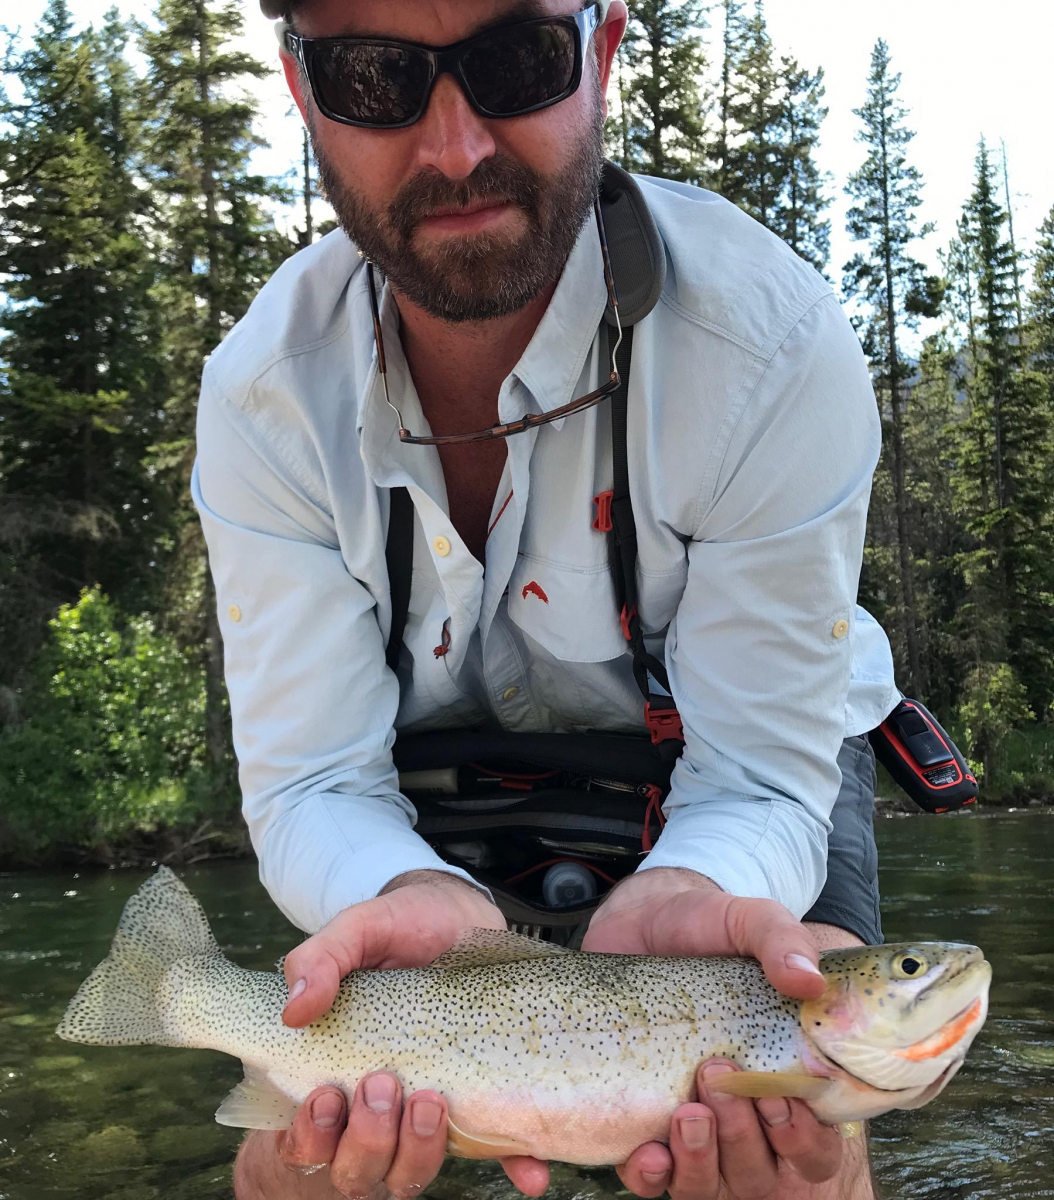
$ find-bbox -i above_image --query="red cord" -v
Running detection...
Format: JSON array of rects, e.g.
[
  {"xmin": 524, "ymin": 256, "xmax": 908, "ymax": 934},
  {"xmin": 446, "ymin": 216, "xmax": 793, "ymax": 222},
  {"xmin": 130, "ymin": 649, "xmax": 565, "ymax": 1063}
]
[
  {"xmin": 504, "ymin": 856, "xmax": 618, "ymax": 887},
  {"xmin": 467, "ymin": 762, "xmax": 561, "ymax": 781},
  {"xmin": 641, "ymin": 786, "xmax": 666, "ymax": 853}
]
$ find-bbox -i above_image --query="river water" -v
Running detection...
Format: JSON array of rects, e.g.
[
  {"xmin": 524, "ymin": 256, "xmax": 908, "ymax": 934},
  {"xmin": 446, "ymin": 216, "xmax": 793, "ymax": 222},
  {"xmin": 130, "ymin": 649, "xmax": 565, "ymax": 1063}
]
[{"xmin": 1, "ymin": 810, "xmax": 1052, "ymax": 1200}]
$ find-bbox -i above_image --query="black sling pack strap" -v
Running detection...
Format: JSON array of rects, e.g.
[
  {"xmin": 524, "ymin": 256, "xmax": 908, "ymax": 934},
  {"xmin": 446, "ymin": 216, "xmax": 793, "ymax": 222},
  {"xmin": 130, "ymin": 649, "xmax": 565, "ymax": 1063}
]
[{"xmin": 384, "ymin": 484, "xmax": 414, "ymax": 671}]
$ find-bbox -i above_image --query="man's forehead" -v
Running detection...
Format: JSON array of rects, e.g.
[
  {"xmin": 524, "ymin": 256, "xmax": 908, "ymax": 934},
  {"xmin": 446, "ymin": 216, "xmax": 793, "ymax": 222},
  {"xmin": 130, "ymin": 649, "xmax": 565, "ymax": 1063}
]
[{"xmin": 286, "ymin": 0, "xmax": 583, "ymax": 40}]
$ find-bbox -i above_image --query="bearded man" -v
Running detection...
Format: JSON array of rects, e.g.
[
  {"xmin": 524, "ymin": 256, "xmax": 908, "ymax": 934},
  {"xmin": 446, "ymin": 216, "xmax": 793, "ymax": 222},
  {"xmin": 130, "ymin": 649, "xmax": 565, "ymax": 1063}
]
[{"xmin": 193, "ymin": 2, "xmax": 898, "ymax": 1198}]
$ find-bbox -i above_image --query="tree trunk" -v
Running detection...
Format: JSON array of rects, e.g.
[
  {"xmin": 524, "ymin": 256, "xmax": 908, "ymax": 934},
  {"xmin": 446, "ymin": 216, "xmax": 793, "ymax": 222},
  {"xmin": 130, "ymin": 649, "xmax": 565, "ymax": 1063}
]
[{"xmin": 879, "ymin": 104, "xmax": 921, "ymax": 693}]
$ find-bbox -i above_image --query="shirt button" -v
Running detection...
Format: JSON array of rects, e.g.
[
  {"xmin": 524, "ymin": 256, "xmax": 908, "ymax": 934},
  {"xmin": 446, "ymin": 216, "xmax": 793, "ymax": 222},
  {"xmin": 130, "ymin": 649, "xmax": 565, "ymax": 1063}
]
[
  {"xmin": 501, "ymin": 686, "xmax": 519, "ymax": 701},
  {"xmin": 433, "ymin": 536, "xmax": 452, "ymax": 557},
  {"xmin": 228, "ymin": 605, "xmax": 242, "ymax": 623},
  {"xmin": 831, "ymin": 618, "xmax": 849, "ymax": 639}
]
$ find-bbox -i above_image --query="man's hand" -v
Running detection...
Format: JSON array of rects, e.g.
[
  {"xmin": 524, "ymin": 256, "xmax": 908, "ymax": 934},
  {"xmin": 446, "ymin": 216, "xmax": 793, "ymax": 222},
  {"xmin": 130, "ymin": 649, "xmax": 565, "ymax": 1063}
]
[
  {"xmin": 235, "ymin": 871, "xmax": 551, "ymax": 1199},
  {"xmin": 581, "ymin": 868, "xmax": 842, "ymax": 1200}
]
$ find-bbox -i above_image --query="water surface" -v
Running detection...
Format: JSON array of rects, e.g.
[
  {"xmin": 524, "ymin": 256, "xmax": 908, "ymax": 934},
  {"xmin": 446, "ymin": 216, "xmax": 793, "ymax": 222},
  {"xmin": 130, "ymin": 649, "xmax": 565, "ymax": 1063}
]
[{"xmin": 1, "ymin": 811, "xmax": 1052, "ymax": 1199}]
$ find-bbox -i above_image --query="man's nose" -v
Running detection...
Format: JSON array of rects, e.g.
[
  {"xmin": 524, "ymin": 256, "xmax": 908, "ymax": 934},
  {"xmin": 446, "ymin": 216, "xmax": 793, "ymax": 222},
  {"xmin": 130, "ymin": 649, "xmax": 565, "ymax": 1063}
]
[{"xmin": 412, "ymin": 73, "xmax": 497, "ymax": 180}]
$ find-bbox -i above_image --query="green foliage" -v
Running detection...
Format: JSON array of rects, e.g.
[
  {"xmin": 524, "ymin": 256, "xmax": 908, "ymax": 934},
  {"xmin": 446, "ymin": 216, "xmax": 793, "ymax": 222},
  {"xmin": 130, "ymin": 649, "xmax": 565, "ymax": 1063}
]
[
  {"xmin": 0, "ymin": 589, "xmax": 218, "ymax": 859},
  {"xmin": 958, "ymin": 661, "xmax": 1034, "ymax": 784},
  {"xmin": 610, "ymin": 0, "xmax": 711, "ymax": 180}
]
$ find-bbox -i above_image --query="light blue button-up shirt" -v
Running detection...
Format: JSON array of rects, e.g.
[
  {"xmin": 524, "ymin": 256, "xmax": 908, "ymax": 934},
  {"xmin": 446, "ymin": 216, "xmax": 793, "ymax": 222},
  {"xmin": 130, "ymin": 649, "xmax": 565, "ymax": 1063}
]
[{"xmin": 192, "ymin": 174, "xmax": 898, "ymax": 936}]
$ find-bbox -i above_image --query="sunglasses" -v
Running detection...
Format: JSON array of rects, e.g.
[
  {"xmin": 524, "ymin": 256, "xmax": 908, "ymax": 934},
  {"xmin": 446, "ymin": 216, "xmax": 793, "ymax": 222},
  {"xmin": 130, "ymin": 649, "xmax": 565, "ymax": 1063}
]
[
  {"xmin": 366, "ymin": 199, "xmax": 624, "ymax": 445},
  {"xmin": 284, "ymin": 5, "xmax": 600, "ymax": 129}
]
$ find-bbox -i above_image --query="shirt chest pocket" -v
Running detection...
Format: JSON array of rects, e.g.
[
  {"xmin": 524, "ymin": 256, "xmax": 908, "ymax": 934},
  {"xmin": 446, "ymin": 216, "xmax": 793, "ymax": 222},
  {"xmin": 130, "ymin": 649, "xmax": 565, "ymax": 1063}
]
[
  {"xmin": 507, "ymin": 552, "xmax": 689, "ymax": 665},
  {"xmin": 507, "ymin": 553, "xmax": 628, "ymax": 663}
]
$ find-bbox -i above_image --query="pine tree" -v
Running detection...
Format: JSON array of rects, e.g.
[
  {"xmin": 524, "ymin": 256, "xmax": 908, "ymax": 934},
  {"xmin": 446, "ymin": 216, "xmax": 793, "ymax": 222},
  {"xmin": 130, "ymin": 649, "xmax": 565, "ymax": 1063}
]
[
  {"xmin": 0, "ymin": 2, "xmax": 161, "ymax": 690},
  {"xmin": 723, "ymin": 3, "xmax": 782, "ymax": 225},
  {"xmin": 956, "ymin": 142, "xmax": 1054, "ymax": 713},
  {"xmin": 843, "ymin": 38, "xmax": 942, "ymax": 694},
  {"xmin": 615, "ymin": 0, "xmax": 710, "ymax": 180},
  {"xmin": 771, "ymin": 55, "xmax": 830, "ymax": 271},
  {"xmin": 1026, "ymin": 205, "xmax": 1054, "ymax": 386},
  {"xmin": 139, "ymin": 0, "xmax": 292, "ymax": 777},
  {"xmin": 710, "ymin": 0, "xmax": 749, "ymax": 196}
]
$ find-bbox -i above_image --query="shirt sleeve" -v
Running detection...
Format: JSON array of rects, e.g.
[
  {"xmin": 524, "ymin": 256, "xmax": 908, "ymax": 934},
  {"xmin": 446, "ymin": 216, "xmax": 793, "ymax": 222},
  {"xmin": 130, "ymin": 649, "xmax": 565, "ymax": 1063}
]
[
  {"xmin": 192, "ymin": 370, "xmax": 483, "ymax": 934},
  {"xmin": 636, "ymin": 292, "xmax": 881, "ymax": 918}
]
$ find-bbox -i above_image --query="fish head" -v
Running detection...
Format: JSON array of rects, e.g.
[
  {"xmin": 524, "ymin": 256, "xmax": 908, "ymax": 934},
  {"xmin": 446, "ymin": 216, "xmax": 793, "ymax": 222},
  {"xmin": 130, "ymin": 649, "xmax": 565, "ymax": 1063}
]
[{"xmin": 801, "ymin": 942, "xmax": 991, "ymax": 1109}]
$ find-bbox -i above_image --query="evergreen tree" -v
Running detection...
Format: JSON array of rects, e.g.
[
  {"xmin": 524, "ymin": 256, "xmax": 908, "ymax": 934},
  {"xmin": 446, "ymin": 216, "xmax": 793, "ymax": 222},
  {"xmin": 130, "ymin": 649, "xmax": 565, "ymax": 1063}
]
[
  {"xmin": 710, "ymin": 0, "xmax": 749, "ymax": 196},
  {"xmin": 139, "ymin": 0, "xmax": 292, "ymax": 777},
  {"xmin": 843, "ymin": 38, "xmax": 942, "ymax": 694},
  {"xmin": 1026, "ymin": 205, "xmax": 1054, "ymax": 386},
  {"xmin": 615, "ymin": 0, "xmax": 710, "ymax": 180},
  {"xmin": 955, "ymin": 142, "xmax": 1054, "ymax": 713},
  {"xmin": 771, "ymin": 55, "xmax": 830, "ymax": 271},
  {"xmin": 722, "ymin": 3, "xmax": 782, "ymax": 225},
  {"xmin": 0, "ymin": 2, "xmax": 161, "ymax": 691}
]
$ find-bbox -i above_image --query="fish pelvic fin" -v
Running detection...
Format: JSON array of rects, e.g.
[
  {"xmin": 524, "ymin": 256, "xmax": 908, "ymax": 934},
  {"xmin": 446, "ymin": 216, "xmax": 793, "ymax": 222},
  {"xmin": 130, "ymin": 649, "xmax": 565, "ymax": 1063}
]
[
  {"xmin": 704, "ymin": 1071, "xmax": 833, "ymax": 1102},
  {"xmin": 55, "ymin": 866, "xmax": 222, "ymax": 1047},
  {"xmin": 446, "ymin": 1116, "xmax": 533, "ymax": 1159},
  {"xmin": 430, "ymin": 928, "xmax": 571, "ymax": 970},
  {"xmin": 216, "ymin": 1063, "xmax": 301, "ymax": 1131}
]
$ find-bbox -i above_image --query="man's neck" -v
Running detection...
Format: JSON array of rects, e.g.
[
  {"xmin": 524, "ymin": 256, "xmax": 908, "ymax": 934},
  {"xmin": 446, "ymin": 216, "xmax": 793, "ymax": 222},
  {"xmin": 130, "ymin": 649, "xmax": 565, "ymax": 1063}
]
[{"xmin": 395, "ymin": 283, "xmax": 556, "ymax": 433}]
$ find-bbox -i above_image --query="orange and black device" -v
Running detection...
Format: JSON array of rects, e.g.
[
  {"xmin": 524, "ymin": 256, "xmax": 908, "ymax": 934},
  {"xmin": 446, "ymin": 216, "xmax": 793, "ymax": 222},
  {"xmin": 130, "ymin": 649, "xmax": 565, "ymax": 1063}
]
[{"xmin": 868, "ymin": 698, "xmax": 978, "ymax": 813}]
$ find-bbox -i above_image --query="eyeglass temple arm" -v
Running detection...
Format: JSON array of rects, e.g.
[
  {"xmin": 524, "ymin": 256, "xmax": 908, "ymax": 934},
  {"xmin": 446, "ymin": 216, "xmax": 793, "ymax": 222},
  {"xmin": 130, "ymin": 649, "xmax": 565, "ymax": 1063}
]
[{"xmin": 594, "ymin": 198, "xmax": 623, "ymax": 382}]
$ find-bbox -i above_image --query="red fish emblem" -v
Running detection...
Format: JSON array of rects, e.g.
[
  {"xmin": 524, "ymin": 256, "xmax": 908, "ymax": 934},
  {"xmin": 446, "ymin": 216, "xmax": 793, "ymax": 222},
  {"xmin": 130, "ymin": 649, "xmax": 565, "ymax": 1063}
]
[{"xmin": 521, "ymin": 581, "xmax": 549, "ymax": 604}]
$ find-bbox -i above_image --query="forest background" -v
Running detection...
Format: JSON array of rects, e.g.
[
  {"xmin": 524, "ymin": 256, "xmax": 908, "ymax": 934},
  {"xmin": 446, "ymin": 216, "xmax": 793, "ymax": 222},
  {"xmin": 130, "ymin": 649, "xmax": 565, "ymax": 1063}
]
[{"xmin": 2, "ymin": 0, "xmax": 1053, "ymax": 866}]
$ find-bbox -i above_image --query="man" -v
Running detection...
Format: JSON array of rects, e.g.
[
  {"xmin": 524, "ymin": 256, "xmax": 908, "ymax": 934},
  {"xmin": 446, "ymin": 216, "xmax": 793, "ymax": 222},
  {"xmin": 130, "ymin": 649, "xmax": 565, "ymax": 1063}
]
[{"xmin": 193, "ymin": 1, "xmax": 898, "ymax": 1197}]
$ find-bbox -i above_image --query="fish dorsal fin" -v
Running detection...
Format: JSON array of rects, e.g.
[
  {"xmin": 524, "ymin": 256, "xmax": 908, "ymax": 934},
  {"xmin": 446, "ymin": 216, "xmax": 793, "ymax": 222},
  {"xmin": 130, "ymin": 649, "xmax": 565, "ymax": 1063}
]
[
  {"xmin": 430, "ymin": 928, "xmax": 571, "ymax": 970},
  {"xmin": 704, "ymin": 1071, "xmax": 833, "ymax": 1101},
  {"xmin": 215, "ymin": 1062, "xmax": 301, "ymax": 1130},
  {"xmin": 446, "ymin": 1116, "xmax": 533, "ymax": 1159}
]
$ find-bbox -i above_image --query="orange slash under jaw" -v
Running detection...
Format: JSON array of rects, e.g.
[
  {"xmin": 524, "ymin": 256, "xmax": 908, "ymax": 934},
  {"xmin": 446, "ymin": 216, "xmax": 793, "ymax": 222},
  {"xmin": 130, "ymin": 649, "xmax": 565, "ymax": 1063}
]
[{"xmin": 894, "ymin": 997, "xmax": 984, "ymax": 1062}]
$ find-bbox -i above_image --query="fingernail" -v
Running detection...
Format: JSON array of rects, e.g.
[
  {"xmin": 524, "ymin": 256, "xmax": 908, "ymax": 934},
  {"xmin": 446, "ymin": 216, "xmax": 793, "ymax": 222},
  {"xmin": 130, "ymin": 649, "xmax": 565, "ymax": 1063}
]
[
  {"xmin": 702, "ymin": 1061, "xmax": 734, "ymax": 1100},
  {"xmin": 679, "ymin": 1114, "xmax": 712, "ymax": 1149},
  {"xmin": 287, "ymin": 977, "xmax": 307, "ymax": 1004},
  {"xmin": 642, "ymin": 1170, "xmax": 668, "ymax": 1184},
  {"xmin": 786, "ymin": 953, "xmax": 824, "ymax": 978},
  {"xmin": 757, "ymin": 1096, "xmax": 792, "ymax": 1127},
  {"xmin": 311, "ymin": 1090, "xmax": 344, "ymax": 1129},
  {"xmin": 411, "ymin": 1099, "xmax": 442, "ymax": 1137},
  {"xmin": 363, "ymin": 1073, "xmax": 397, "ymax": 1113}
]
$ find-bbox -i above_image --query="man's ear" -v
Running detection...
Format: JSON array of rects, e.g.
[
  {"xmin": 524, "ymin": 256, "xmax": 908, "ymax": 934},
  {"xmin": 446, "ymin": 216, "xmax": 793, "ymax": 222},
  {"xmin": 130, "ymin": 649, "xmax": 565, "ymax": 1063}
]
[
  {"xmin": 279, "ymin": 38, "xmax": 311, "ymax": 126},
  {"xmin": 595, "ymin": 0, "xmax": 628, "ymax": 119}
]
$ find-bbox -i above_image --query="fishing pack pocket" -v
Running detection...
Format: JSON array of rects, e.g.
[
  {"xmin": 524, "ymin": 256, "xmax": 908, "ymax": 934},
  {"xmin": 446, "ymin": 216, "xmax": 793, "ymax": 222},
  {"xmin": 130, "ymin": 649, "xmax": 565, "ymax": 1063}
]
[{"xmin": 393, "ymin": 730, "xmax": 675, "ymax": 935}]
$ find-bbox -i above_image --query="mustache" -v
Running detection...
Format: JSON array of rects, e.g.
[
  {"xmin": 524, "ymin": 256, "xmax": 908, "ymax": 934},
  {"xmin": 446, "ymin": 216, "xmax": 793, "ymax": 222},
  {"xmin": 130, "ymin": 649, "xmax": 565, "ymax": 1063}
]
[{"xmin": 388, "ymin": 157, "xmax": 543, "ymax": 239}]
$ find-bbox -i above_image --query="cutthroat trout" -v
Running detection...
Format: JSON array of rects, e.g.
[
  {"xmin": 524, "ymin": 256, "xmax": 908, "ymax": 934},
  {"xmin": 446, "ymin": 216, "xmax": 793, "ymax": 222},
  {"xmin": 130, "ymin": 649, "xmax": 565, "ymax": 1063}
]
[{"xmin": 56, "ymin": 868, "xmax": 991, "ymax": 1165}]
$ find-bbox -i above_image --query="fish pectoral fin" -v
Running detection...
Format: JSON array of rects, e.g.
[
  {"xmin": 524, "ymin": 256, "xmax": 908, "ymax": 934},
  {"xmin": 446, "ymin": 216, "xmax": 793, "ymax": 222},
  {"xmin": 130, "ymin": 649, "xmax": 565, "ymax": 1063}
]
[
  {"xmin": 704, "ymin": 1072, "xmax": 833, "ymax": 1101},
  {"xmin": 430, "ymin": 928, "xmax": 571, "ymax": 970},
  {"xmin": 215, "ymin": 1063, "xmax": 301, "ymax": 1131},
  {"xmin": 446, "ymin": 1116, "xmax": 533, "ymax": 1160}
]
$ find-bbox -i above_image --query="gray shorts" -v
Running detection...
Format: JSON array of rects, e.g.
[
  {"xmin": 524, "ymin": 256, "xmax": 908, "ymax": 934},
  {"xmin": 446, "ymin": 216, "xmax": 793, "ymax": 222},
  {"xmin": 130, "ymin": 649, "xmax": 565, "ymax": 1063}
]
[{"xmin": 803, "ymin": 734, "xmax": 882, "ymax": 945}]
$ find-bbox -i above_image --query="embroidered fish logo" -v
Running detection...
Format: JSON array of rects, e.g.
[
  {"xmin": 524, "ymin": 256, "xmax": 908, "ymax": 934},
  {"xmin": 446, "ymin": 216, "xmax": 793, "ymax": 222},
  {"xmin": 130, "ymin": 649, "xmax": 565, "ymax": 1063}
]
[{"xmin": 521, "ymin": 581, "xmax": 549, "ymax": 604}]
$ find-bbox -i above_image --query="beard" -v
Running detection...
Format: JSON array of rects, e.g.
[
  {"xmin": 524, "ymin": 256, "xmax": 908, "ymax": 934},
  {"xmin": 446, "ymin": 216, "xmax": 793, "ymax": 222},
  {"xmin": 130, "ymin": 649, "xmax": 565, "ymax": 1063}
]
[{"xmin": 309, "ymin": 91, "xmax": 605, "ymax": 323}]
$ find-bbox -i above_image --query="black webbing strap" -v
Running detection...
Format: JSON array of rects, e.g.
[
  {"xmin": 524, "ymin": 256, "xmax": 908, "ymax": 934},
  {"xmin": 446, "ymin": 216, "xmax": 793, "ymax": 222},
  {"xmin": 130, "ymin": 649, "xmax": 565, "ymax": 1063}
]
[
  {"xmin": 384, "ymin": 486, "xmax": 413, "ymax": 671},
  {"xmin": 606, "ymin": 322, "xmax": 684, "ymax": 755}
]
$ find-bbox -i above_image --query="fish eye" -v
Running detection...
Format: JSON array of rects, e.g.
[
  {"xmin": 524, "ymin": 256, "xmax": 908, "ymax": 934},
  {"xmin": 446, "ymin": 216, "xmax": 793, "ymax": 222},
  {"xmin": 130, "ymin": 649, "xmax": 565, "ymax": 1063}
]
[{"xmin": 891, "ymin": 951, "xmax": 928, "ymax": 979}]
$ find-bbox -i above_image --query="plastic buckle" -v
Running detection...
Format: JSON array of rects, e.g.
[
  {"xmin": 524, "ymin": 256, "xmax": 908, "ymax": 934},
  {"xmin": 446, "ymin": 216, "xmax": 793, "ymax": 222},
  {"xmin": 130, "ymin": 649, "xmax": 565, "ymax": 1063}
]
[
  {"xmin": 620, "ymin": 604, "xmax": 637, "ymax": 641},
  {"xmin": 593, "ymin": 489, "xmax": 614, "ymax": 533},
  {"xmin": 644, "ymin": 702, "xmax": 684, "ymax": 745}
]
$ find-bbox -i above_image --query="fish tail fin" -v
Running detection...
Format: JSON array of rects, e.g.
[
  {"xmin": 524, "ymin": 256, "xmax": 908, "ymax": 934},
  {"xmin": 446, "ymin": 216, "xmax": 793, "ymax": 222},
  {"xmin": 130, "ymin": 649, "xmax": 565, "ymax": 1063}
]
[{"xmin": 56, "ymin": 866, "xmax": 222, "ymax": 1047}]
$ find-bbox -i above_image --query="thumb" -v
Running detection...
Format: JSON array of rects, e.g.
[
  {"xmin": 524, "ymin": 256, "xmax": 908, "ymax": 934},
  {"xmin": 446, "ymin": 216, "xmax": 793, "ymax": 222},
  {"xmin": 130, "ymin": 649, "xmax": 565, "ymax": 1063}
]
[
  {"xmin": 281, "ymin": 902, "xmax": 376, "ymax": 1028},
  {"xmin": 725, "ymin": 897, "xmax": 827, "ymax": 1001}
]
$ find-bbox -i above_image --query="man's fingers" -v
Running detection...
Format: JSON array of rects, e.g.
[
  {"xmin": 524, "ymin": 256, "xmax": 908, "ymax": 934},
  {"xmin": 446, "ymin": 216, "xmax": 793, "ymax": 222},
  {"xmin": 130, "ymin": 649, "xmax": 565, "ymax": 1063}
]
[
  {"xmin": 277, "ymin": 1086, "xmax": 347, "ymax": 1167},
  {"xmin": 725, "ymin": 897, "xmax": 826, "ymax": 1000},
  {"xmin": 755, "ymin": 1096, "xmax": 843, "ymax": 1184},
  {"xmin": 668, "ymin": 1103, "xmax": 720, "ymax": 1200},
  {"xmin": 500, "ymin": 1154, "xmax": 551, "ymax": 1196},
  {"xmin": 383, "ymin": 1090, "xmax": 449, "ymax": 1198},
  {"xmin": 700, "ymin": 1059, "xmax": 779, "ymax": 1200},
  {"xmin": 615, "ymin": 1140, "xmax": 673, "ymax": 1198},
  {"xmin": 329, "ymin": 1072, "xmax": 402, "ymax": 1197}
]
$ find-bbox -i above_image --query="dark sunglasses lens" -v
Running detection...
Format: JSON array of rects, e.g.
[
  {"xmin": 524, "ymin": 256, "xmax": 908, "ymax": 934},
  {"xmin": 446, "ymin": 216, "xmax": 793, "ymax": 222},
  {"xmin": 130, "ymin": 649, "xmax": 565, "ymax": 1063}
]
[
  {"xmin": 461, "ymin": 22, "xmax": 578, "ymax": 115},
  {"xmin": 309, "ymin": 43, "xmax": 432, "ymax": 125}
]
